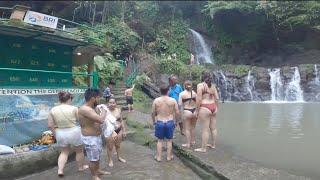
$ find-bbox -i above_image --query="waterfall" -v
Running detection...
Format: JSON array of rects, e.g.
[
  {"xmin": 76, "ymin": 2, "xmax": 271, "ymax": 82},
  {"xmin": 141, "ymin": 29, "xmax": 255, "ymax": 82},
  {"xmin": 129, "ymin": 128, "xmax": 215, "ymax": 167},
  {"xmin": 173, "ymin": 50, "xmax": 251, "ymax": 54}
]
[
  {"xmin": 189, "ymin": 29, "xmax": 213, "ymax": 64},
  {"xmin": 245, "ymin": 70, "xmax": 255, "ymax": 100},
  {"xmin": 285, "ymin": 67, "xmax": 304, "ymax": 102},
  {"xmin": 269, "ymin": 68, "xmax": 284, "ymax": 101},
  {"xmin": 314, "ymin": 64, "xmax": 320, "ymax": 85},
  {"xmin": 219, "ymin": 71, "xmax": 232, "ymax": 101}
]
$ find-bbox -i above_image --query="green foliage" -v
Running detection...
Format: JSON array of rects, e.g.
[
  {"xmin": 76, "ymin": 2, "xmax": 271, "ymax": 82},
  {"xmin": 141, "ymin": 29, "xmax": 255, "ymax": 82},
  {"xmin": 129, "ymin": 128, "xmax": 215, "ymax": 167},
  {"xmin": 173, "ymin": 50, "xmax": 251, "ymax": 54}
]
[
  {"xmin": 180, "ymin": 65, "xmax": 207, "ymax": 84},
  {"xmin": 203, "ymin": 1, "xmax": 259, "ymax": 18},
  {"xmin": 95, "ymin": 18, "xmax": 141, "ymax": 56},
  {"xmin": 72, "ymin": 53, "xmax": 123, "ymax": 87},
  {"xmin": 153, "ymin": 19, "xmax": 190, "ymax": 64},
  {"xmin": 157, "ymin": 57, "xmax": 187, "ymax": 75},
  {"xmin": 133, "ymin": 73, "xmax": 151, "ymax": 89},
  {"xmin": 132, "ymin": 88, "xmax": 153, "ymax": 114},
  {"xmin": 94, "ymin": 54, "xmax": 123, "ymax": 84},
  {"xmin": 72, "ymin": 65, "xmax": 88, "ymax": 88},
  {"xmin": 203, "ymin": 1, "xmax": 320, "ymax": 64},
  {"xmin": 220, "ymin": 65, "xmax": 250, "ymax": 77}
]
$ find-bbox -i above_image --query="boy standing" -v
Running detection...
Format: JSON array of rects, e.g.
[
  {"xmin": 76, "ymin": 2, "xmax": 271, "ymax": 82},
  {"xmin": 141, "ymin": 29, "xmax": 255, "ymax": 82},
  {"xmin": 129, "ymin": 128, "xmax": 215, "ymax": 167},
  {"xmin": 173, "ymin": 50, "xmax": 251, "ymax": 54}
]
[{"xmin": 124, "ymin": 84, "xmax": 135, "ymax": 112}]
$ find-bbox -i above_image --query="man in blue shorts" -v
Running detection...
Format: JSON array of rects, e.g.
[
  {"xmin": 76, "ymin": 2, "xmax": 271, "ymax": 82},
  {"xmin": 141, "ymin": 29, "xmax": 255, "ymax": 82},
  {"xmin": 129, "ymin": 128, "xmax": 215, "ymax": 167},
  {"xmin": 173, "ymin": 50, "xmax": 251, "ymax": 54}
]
[
  {"xmin": 151, "ymin": 84, "xmax": 180, "ymax": 162},
  {"xmin": 168, "ymin": 75, "xmax": 184, "ymax": 135}
]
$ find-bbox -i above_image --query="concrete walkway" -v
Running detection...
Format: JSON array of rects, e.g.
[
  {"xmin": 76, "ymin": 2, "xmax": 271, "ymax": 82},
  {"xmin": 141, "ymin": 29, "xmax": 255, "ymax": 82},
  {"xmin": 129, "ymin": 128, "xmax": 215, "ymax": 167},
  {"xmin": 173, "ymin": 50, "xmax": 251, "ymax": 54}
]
[
  {"xmin": 127, "ymin": 111, "xmax": 311, "ymax": 180},
  {"xmin": 18, "ymin": 141, "xmax": 200, "ymax": 180}
]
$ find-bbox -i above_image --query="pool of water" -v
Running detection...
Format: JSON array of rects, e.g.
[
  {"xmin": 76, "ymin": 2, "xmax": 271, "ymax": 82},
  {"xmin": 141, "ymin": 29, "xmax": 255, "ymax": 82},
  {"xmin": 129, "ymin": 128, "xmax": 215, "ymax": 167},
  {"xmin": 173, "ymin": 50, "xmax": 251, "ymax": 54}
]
[{"xmin": 218, "ymin": 102, "xmax": 320, "ymax": 179}]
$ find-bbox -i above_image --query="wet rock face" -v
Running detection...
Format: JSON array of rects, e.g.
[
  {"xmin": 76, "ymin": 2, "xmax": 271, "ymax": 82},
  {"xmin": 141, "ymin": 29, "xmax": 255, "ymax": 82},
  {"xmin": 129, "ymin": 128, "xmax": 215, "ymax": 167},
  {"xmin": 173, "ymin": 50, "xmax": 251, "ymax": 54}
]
[{"xmin": 214, "ymin": 64, "xmax": 320, "ymax": 102}]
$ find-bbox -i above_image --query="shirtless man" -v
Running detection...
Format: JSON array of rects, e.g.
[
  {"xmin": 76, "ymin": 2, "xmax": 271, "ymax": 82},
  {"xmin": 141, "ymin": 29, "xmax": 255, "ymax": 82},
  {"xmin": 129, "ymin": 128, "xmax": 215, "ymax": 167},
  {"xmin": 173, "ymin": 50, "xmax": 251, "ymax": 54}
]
[
  {"xmin": 78, "ymin": 88, "xmax": 110, "ymax": 180},
  {"xmin": 152, "ymin": 84, "xmax": 180, "ymax": 162},
  {"xmin": 124, "ymin": 84, "xmax": 135, "ymax": 112},
  {"xmin": 194, "ymin": 71, "xmax": 220, "ymax": 153}
]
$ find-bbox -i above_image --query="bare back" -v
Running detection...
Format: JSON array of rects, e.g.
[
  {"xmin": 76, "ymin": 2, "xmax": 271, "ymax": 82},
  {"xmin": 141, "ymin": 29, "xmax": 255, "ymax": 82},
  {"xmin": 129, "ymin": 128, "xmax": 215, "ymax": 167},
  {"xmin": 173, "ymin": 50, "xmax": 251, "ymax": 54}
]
[
  {"xmin": 152, "ymin": 96, "xmax": 179, "ymax": 122},
  {"xmin": 179, "ymin": 90, "xmax": 197, "ymax": 109},
  {"xmin": 197, "ymin": 82, "xmax": 219, "ymax": 105},
  {"xmin": 78, "ymin": 105, "xmax": 102, "ymax": 136}
]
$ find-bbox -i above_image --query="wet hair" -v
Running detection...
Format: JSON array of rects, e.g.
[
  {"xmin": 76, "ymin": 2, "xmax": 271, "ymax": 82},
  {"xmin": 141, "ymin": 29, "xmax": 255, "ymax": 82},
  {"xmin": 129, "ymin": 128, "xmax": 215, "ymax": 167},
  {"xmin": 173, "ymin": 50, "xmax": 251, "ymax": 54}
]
[
  {"xmin": 84, "ymin": 88, "xmax": 100, "ymax": 102},
  {"xmin": 109, "ymin": 80, "xmax": 116, "ymax": 85},
  {"xmin": 184, "ymin": 80, "xmax": 193, "ymax": 91},
  {"xmin": 201, "ymin": 71, "xmax": 212, "ymax": 88},
  {"xmin": 160, "ymin": 84, "xmax": 169, "ymax": 95},
  {"xmin": 108, "ymin": 97, "xmax": 116, "ymax": 103},
  {"xmin": 168, "ymin": 74, "xmax": 177, "ymax": 82},
  {"xmin": 58, "ymin": 91, "xmax": 72, "ymax": 103}
]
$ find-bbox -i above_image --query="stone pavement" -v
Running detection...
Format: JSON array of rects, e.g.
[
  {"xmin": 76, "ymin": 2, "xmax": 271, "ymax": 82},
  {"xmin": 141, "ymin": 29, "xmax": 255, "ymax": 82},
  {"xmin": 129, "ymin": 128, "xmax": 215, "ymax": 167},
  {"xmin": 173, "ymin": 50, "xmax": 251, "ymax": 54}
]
[
  {"xmin": 127, "ymin": 111, "xmax": 311, "ymax": 180},
  {"xmin": 18, "ymin": 141, "xmax": 200, "ymax": 180}
]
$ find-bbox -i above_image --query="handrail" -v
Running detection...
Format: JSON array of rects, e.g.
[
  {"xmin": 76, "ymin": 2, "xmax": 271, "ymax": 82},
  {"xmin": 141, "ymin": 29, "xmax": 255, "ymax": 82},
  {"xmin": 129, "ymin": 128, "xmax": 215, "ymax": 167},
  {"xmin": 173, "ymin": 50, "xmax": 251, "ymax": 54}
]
[
  {"xmin": 0, "ymin": 67, "xmax": 99, "ymax": 88},
  {"xmin": 0, "ymin": 67, "xmax": 92, "ymax": 76},
  {"xmin": 125, "ymin": 58, "xmax": 138, "ymax": 87}
]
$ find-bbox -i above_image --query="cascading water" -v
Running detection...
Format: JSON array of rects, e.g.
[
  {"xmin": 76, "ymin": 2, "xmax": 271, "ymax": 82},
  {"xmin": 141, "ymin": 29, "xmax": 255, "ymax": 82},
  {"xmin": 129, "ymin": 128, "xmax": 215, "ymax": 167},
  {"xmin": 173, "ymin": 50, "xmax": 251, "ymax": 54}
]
[
  {"xmin": 245, "ymin": 70, "xmax": 255, "ymax": 100},
  {"xmin": 218, "ymin": 71, "xmax": 232, "ymax": 101},
  {"xmin": 314, "ymin": 64, "xmax": 320, "ymax": 85},
  {"xmin": 269, "ymin": 68, "xmax": 284, "ymax": 101},
  {"xmin": 285, "ymin": 67, "xmax": 304, "ymax": 102},
  {"xmin": 189, "ymin": 29, "xmax": 213, "ymax": 64}
]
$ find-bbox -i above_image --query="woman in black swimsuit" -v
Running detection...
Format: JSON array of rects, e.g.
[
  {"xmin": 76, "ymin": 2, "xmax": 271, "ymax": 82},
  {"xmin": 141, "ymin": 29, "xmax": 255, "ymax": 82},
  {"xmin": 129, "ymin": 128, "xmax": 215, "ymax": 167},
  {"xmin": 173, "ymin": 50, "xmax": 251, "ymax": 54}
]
[
  {"xmin": 106, "ymin": 98, "xmax": 127, "ymax": 167},
  {"xmin": 178, "ymin": 80, "xmax": 197, "ymax": 148}
]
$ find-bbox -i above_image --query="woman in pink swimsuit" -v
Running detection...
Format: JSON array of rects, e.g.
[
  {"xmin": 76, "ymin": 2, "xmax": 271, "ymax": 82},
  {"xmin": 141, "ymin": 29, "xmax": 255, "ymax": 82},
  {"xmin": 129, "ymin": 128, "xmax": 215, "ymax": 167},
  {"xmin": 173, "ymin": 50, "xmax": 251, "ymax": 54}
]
[{"xmin": 194, "ymin": 71, "xmax": 220, "ymax": 153}]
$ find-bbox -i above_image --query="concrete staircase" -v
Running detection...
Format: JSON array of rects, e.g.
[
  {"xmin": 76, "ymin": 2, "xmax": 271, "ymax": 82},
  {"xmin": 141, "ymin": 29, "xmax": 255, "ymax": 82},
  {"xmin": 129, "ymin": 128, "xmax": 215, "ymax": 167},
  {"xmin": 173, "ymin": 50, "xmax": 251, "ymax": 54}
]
[{"xmin": 99, "ymin": 81, "xmax": 128, "ymax": 110}]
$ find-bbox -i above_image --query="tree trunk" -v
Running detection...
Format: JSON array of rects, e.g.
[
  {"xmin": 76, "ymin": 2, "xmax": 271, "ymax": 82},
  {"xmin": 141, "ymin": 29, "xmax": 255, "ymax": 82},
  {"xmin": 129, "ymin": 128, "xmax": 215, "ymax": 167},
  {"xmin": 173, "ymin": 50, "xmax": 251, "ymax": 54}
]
[
  {"xmin": 92, "ymin": 2, "xmax": 96, "ymax": 26},
  {"xmin": 101, "ymin": 1, "xmax": 107, "ymax": 24},
  {"xmin": 121, "ymin": 1, "xmax": 125, "ymax": 23}
]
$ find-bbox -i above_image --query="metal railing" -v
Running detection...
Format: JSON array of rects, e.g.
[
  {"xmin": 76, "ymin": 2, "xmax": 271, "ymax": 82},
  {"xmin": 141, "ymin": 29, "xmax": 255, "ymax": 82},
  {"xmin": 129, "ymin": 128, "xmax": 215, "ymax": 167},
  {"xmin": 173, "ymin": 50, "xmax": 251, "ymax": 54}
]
[
  {"xmin": 0, "ymin": 7, "xmax": 106, "ymax": 47},
  {"xmin": 125, "ymin": 58, "xmax": 138, "ymax": 87},
  {"xmin": 0, "ymin": 67, "xmax": 98, "ymax": 89}
]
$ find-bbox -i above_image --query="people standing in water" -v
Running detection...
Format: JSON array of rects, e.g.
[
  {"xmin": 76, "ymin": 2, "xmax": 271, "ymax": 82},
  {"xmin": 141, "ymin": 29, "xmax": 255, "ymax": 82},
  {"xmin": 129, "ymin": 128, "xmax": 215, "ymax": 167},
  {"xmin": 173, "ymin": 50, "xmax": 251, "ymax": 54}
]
[
  {"xmin": 178, "ymin": 80, "xmax": 197, "ymax": 148},
  {"xmin": 97, "ymin": 97, "xmax": 127, "ymax": 167},
  {"xmin": 124, "ymin": 84, "xmax": 135, "ymax": 112},
  {"xmin": 48, "ymin": 91, "xmax": 88, "ymax": 177},
  {"xmin": 78, "ymin": 88, "xmax": 110, "ymax": 180},
  {"xmin": 168, "ymin": 75, "xmax": 184, "ymax": 135},
  {"xmin": 152, "ymin": 84, "xmax": 180, "ymax": 162},
  {"xmin": 194, "ymin": 71, "xmax": 220, "ymax": 153}
]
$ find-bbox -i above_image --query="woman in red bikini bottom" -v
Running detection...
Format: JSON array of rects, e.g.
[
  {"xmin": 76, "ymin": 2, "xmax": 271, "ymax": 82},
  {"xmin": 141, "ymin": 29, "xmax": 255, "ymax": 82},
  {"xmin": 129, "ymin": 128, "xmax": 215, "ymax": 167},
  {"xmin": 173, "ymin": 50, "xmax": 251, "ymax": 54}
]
[{"xmin": 194, "ymin": 71, "xmax": 220, "ymax": 153}]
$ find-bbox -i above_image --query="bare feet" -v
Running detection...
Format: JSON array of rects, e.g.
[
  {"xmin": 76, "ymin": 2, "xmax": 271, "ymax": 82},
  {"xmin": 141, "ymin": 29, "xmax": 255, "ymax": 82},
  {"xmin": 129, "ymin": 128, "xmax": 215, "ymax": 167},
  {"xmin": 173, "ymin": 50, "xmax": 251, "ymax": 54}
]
[
  {"xmin": 98, "ymin": 169, "xmax": 111, "ymax": 175},
  {"xmin": 92, "ymin": 176, "xmax": 101, "ymax": 180},
  {"xmin": 118, "ymin": 157, "xmax": 126, "ymax": 163},
  {"xmin": 194, "ymin": 148, "xmax": 207, "ymax": 153},
  {"xmin": 78, "ymin": 165, "xmax": 89, "ymax": 171},
  {"xmin": 167, "ymin": 155, "xmax": 174, "ymax": 161},
  {"xmin": 206, "ymin": 144, "xmax": 216, "ymax": 149},
  {"xmin": 154, "ymin": 155, "xmax": 161, "ymax": 162},
  {"xmin": 108, "ymin": 161, "xmax": 114, "ymax": 167},
  {"xmin": 57, "ymin": 170, "xmax": 64, "ymax": 177},
  {"xmin": 191, "ymin": 141, "xmax": 196, "ymax": 146},
  {"xmin": 181, "ymin": 144, "xmax": 190, "ymax": 148}
]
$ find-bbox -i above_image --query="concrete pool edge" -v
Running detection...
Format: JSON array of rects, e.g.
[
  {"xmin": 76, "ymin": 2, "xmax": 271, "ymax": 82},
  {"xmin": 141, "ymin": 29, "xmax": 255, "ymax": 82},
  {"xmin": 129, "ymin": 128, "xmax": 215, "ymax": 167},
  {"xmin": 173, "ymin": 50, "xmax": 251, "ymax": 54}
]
[{"xmin": 126, "ymin": 110, "xmax": 311, "ymax": 180}]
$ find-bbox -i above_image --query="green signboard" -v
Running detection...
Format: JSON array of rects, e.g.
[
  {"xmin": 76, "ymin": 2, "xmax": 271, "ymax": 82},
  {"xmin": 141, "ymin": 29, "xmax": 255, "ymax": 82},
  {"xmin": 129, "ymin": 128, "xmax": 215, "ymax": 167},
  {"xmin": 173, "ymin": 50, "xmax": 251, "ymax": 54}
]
[{"xmin": 0, "ymin": 35, "xmax": 73, "ymax": 87}]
